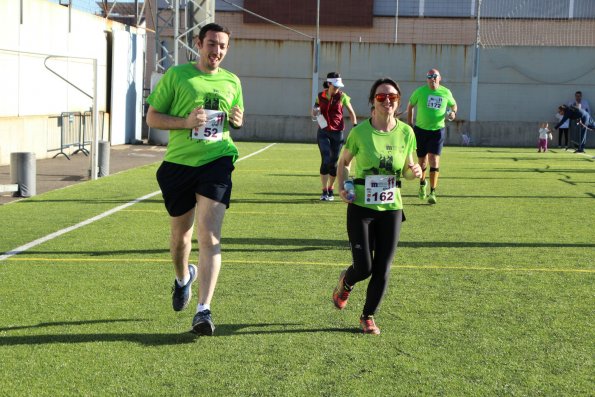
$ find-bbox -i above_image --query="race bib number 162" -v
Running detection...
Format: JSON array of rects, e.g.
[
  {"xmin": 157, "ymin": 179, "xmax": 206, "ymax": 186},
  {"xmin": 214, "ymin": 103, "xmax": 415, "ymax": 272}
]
[{"xmin": 365, "ymin": 175, "xmax": 397, "ymax": 204}]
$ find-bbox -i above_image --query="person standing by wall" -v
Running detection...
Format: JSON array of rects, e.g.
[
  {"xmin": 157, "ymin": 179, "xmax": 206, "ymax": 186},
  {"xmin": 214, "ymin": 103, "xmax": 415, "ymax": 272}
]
[
  {"xmin": 333, "ymin": 77, "xmax": 422, "ymax": 335},
  {"xmin": 567, "ymin": 91, "xmax": 591, "ymax": 153},
  {"xmin": 406, "ymin": 68, "xmax": 457, "ymax": 205},
  {"xmin": 312, "ymin": 72, "xmax": 357, "ymax": 201},
  {"xmin": 146, "ymin": 23, "xmax": 244, "ymax": 336},
  {"xmin": 555, "ymin": 108, "xmax": 570, "ymax": 149}
]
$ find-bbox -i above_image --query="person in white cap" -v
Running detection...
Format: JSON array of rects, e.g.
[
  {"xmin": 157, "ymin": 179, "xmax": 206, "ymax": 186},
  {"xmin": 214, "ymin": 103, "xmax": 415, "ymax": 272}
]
[{"xmin": 312, "ymin": 72, "xmax": 358, "ymax": 201}]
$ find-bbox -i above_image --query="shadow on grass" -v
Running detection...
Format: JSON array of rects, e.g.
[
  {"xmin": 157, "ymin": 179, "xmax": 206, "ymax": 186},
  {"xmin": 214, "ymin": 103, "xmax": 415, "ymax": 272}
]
[
  {"xmin": 0, "ymin": 318, "xmax": 144, "ymax": 332},
  {"xmin": 214, "ymin": 323, "xmax": 360, "ymax": 336},
  {"xmin": 232, "ymin": 198, "xmax": 326, "ymax": 205},
  {"xmin": 14, "ymin": 198, "xmax": 164, "ymax": 205},
  {"xmin": 0, "ymin": 332, "xmax": 198, "ymax": 346},
  {"xmin": 15, "ymin": 237, "xmax": 595, "ymax": 258},
  {"xmin": 402, "ymin": 194, "xmax": 592, "ymax": 199},
  {"xmin": 19, "ymin": 238, "xmax": 349, "ymax": 256},
  {"xmin": 494, "ymin": 166, "xmax": 595, "ymax": 173},
  {"xmin": 0, "ymin": 322, "xmax": 359, "ymax": 346},
  {"xmin": 264, "ymin": 174, "xmax": 319, "ymax": 178}
]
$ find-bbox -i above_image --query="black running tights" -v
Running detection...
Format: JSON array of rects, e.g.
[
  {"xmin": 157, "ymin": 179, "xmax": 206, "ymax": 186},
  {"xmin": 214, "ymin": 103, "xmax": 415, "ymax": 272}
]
[{"xmin": 344, "ymin": 204, "xmax": 402, "ymax": 316}]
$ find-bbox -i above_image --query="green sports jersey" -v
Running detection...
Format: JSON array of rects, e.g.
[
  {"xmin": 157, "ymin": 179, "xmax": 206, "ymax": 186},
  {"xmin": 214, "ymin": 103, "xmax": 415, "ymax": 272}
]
[
  {"xmin": 409, "ymin": 85, "xmax": 456, "ymax": 130},
  {"xmin": 344, "ymin": 119, "xmax": 417, "ymax": 211},
  {"xmin": 147, "ymin": 62, "xmax": 244, "ymax": 167}
]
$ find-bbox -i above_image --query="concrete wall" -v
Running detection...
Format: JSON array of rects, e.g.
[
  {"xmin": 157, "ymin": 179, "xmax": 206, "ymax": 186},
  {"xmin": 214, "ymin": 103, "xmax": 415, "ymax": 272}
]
[
  {"xmin": 3, "ymin": 2, "xmax": 595, "ymax": 166},
  {"xmin": 0, "ymin": 1, "xmax": 133, "ymax": 165},
  {"xmin": 222, "ymin": 39, "xmax": 595, "ymax": 147}
]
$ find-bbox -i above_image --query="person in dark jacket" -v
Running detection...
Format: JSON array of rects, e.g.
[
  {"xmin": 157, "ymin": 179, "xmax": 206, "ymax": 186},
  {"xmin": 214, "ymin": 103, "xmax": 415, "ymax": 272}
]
[{"xmin": 555, "ymin": 105, "xmax": 594, "ymax": 153}]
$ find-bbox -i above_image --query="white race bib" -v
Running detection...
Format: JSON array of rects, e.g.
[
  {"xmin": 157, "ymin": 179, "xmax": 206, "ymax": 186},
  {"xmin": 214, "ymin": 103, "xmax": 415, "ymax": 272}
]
[
  {"xmin": 426, "ymin": 95, "xmax": 443, "ymax": 110},
  {"xmin": 365, "ymin": 175, "xmax": 397, "ymax": 204},
  {"xmin": 192, "ymin": 110, "xmax": 226, "ymax": 141}
]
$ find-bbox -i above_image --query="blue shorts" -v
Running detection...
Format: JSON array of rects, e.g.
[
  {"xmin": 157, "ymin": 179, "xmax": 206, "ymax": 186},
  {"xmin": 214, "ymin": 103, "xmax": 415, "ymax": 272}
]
[
  {"xmin": 414, "ymin": 126, "xmax": 446, "ymax": 157},
  {"xmin": 156, "ymin": 156, "xmax": 234, "ymax": 217}
]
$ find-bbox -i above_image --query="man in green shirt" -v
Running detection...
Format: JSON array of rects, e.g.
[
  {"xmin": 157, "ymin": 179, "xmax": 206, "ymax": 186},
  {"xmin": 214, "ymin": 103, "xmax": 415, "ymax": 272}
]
[
  {"xmin": 146, "ymin": 23, "xmax": 244, "ymax": 336},
  {"xmin": 406, "ymin": 68, "xmax": 457, "ymax": 204}
]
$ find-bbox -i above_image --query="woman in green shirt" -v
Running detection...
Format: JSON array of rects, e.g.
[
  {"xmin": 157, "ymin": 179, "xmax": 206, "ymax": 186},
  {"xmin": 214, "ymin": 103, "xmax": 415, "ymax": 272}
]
[{"xmin": 332, "ymin": 78, "xmax": 422, "ymax": 335}]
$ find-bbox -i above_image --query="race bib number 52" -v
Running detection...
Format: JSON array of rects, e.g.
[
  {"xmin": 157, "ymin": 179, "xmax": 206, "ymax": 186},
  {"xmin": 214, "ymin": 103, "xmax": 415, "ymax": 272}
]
[
  {"xmin": 192, "ymin": 110, "xmax": 226, "ymax": 141},
  {"xmin": 365, "ymin": 175, "xmax": 397, "ymax": 204}
]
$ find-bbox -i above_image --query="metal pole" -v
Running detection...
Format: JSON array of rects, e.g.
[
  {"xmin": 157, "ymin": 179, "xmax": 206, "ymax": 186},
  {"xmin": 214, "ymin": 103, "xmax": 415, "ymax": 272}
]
[
  {"xmin": 154, "ymin": 0, "xmax": 159, "ymax": 71},
  {"xmin": 394, "ymin": 0, "xmax": 399, "ymax": 43},
  {"xmin": 470, "ymin": 0, "xmax": 481, "ymax": 122},
  {"xmin": 134, "ymin": 0, "xmax": 139, "ymax": 24},
  {"xmin": 91, "ymin": 59, "xmax": 99, "ymax": 180},
  {"xmin": 312, "ymin": 0, "xmax": 320, "ymax": 107},
  {"xmin": 174, "ymin": 0, "xmax": 179, "ymax": 66},
  {"xmin": 68, "ymin": 0, "xmax": 72, "ymax": 33}
]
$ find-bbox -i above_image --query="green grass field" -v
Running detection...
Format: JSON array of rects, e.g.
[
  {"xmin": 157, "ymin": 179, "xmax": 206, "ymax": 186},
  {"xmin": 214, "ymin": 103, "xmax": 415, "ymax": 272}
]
[{"xmin": 0, "ymin": 143, "xmax": 593, "ymax": 396}]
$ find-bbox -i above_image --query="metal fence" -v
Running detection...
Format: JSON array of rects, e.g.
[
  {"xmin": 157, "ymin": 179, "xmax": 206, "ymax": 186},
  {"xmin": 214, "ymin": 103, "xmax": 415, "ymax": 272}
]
[{"xmin": 50, "ymin": 111, "xmax": 106, "ymax": 159}]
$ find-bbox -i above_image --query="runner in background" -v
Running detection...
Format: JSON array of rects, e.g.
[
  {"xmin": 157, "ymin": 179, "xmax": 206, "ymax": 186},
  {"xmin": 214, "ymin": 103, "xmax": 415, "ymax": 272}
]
[
  {"xmin": 406, "ymin": 68, "xmax": 457, "ymax": 204},
  {"xmin": 312, "ymin": 72, "xmax": 357, "ymax": 201}
]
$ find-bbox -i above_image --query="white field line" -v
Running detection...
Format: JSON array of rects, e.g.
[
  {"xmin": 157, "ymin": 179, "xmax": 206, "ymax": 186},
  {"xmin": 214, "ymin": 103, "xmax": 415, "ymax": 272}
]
[{"xmin": 0, "ymin": 143, "xmax": 277, "ymax": 262}]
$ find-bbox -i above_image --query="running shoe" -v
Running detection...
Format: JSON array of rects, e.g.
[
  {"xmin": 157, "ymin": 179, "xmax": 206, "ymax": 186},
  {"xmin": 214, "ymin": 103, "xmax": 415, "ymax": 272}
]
[
  {"xmin": 418, "ymin": 180, "xmax": 427, "ymax": 201},
  {"xmin": 428, "ymin": 190, "xmax": 437, "ymax": 205},
  {"xmin": 327, "ymin": 189, "xmax": 335, "ymax": 201},
  {"xmin": 332, "ymin": 268, "xmax": 352, "ymax": 310},
  {"xmin": 360, "ymin": 315, "xmax": 381, "ymax": 335},
  {"xmin": 172, "ymin": 264, "xmax": 197, "ymax": 312},
  {"xmin": 191, "ymin": 309, "xmax": 215, "ymax": 336},
  {"xmin": 320, "ymin": 191, "xmax": 328, "ymax": 201}
]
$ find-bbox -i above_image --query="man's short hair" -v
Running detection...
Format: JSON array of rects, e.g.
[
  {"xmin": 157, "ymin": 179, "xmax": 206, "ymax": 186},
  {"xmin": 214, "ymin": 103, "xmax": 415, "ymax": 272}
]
[{"xmin": 198, "ymin": 23, "xmax": 231, "ymax": 42}]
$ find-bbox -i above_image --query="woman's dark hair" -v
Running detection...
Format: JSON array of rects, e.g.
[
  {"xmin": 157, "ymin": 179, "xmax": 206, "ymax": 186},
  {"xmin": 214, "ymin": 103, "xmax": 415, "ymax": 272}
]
[
  {"xmin": 368, "ymin": 77, "xmax": 403, "ymax": 116},
  {"xmin": 323, "ymin": 72, "xmax": 341, "ymax": 89},
  {"xmin": 368, "ymin": 78, "xmax": 401, "ymax": 104}
]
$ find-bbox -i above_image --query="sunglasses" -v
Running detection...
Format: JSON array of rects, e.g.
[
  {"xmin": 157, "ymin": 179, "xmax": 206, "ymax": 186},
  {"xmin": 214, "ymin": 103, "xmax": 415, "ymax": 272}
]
[
  {"xmin": 374, "ymin": 93, "xmax": 399, "ymax": 103},
  {"xmin": 426, "ymin": 74, "xmax": 440, "ymax": 79}
]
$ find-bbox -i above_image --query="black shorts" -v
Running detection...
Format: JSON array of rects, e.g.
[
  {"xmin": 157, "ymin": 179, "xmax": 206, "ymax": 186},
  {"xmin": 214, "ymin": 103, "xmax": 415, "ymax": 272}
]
[
  {"xmin": 414, "ymin": 126, "xmax": 446, "ymax": 157},
  {"xmin": 156, "ymin": 156, "xmax": 235, "ymax": 217}
]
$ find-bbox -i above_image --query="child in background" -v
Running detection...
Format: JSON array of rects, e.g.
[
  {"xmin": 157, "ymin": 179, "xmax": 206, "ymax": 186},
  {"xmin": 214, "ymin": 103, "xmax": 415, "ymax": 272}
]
[{"xmin": 538, "ymin": 122, "xmax": 551, "ymax": 152}]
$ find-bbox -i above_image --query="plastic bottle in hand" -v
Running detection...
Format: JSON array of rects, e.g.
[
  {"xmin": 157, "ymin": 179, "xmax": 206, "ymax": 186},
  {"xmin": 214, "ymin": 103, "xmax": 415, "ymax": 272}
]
[
  {"xmin": 311, "ymin": 106, "xmax": 320, "ymax": 122},
  {"xmin": 344, "ymin": 180, "xmax": 355, "ymax": 201},
  {"xmin": 313, "ymin": 106, "xmax": 328, "ymax": 128}
]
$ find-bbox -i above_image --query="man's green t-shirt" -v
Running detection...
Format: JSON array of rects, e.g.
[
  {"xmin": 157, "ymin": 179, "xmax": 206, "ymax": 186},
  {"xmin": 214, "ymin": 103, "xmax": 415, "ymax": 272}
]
[
  {"xmin": 147, "ymin": 62, "xmax": 244, "ymax": 167},
  {"xmin": 409, "ymin": 85, "xmax": 456, "ymax": 130},
  {"xmin": 344, "ymin": 119, "xmax": 417, "ymax": 211}
]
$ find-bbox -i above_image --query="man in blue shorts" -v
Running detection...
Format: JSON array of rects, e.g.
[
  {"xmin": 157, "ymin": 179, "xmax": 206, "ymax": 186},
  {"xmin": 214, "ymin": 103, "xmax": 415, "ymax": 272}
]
[
  {"xmin": 406, "ymin": 68, "xmax": 457, "ymax": 204},
  {"xmin": 146, "ymin": 23, "xmax": 244, "ymax": 336}
]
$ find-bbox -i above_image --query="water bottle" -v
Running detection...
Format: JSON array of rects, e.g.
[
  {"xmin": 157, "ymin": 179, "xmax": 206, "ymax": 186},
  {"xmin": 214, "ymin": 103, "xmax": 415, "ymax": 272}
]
[
  {"xmin": 311, "ymin": 106, "xmax": 320, "ymax": 122},
  {"xmin": 312, "ymin": 106, "xmax": 328, "ymax": 129},
  {"xmin": 344, "ymin": 180, "xmax": 355, "ymax": 201}
]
